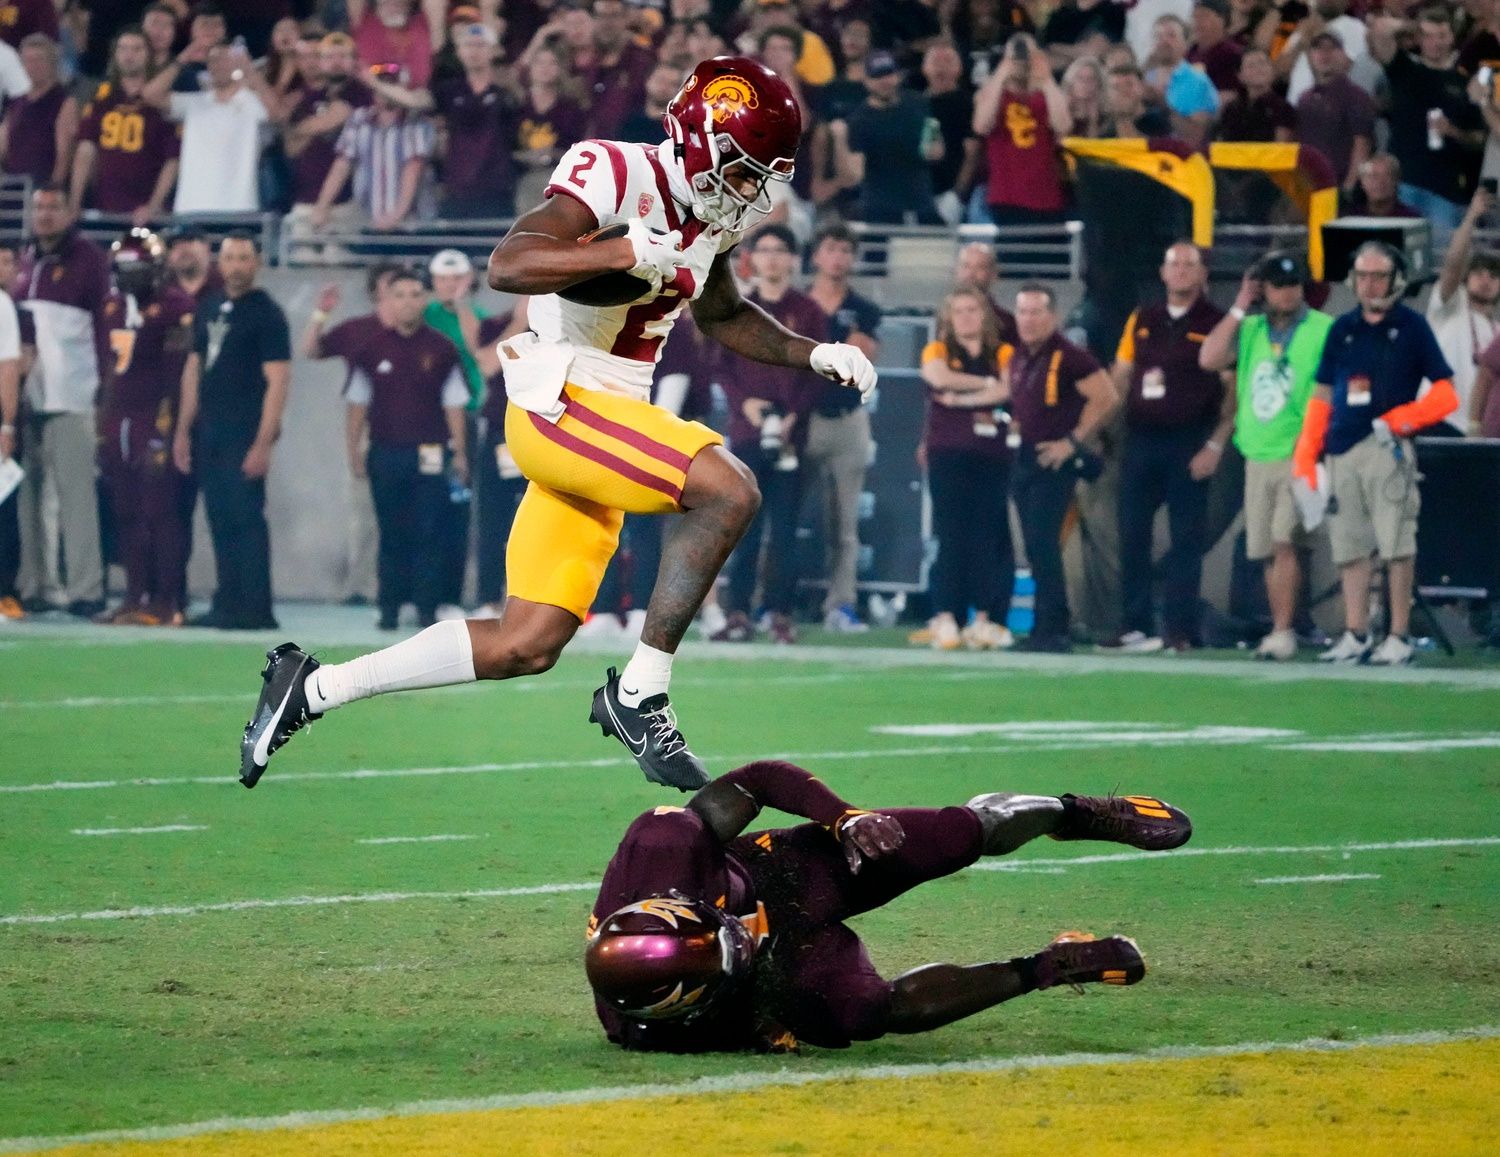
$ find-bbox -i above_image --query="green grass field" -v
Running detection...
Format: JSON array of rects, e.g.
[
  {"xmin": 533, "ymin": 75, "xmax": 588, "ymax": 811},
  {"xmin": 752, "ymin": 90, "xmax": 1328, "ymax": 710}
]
[{"xmin": 3, "ymin": 630, "xmax": 1498, "ymax": 1150}]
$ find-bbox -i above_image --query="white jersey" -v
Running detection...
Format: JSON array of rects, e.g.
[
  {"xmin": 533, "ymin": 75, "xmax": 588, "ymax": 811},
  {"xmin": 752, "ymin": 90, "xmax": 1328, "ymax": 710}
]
[{"xmin": 527, "ymin": 138, "xmax": 741, "ymax": 401}]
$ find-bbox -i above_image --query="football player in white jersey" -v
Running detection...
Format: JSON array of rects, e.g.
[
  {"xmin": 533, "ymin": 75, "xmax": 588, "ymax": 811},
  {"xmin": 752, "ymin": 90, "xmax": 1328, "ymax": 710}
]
[{"xmin": 241, "ymin": 57, "xmax": 876, "ymax": 794}]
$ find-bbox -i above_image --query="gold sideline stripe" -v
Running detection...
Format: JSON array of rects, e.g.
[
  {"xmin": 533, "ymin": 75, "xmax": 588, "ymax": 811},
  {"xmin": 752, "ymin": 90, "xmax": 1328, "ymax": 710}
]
[{"xmin": 29, "ymin": 1038, "xmax": 1500, "ymax": 1157}]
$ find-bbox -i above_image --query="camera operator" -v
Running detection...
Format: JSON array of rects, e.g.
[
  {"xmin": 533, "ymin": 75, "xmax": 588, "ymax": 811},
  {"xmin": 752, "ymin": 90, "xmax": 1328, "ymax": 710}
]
[
  {"xmin": 714, "ymin": 225, "xmax": 826, "ymax": 645},
  {"xmin": 1200, "ymin": 251, "xmax": 1333, "ymax": 660},
  {"xmin": 1293, "ymin": 241, "xmax": 1458, "ymax": 665}
]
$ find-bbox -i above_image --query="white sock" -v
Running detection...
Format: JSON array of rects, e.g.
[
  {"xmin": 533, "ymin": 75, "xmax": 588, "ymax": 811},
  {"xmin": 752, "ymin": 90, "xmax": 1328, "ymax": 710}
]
[
  {"xmin": 616, "ymin": 642, "xmax": 673, "ymax": 707},
  {"xmin": 305, "ymin": 620, "xmax": 476, "ymax": 714}
]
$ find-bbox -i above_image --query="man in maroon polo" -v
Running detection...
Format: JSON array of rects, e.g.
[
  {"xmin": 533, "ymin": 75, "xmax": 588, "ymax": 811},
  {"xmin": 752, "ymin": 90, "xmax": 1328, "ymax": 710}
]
[
  {"xmin": 431, "ymin": 21, "xmax": 517, "ymax": 217},
  {"xmin": 70, "ymin": 27, "xmax": 181, "ymax": 221},
  {"xmin": 1108, "ymin": 241, "xmax": 1232, "ymax": 652},
  {"xmin": 341, "ymin": 269, "xmax": 470, "ymax": 631}
]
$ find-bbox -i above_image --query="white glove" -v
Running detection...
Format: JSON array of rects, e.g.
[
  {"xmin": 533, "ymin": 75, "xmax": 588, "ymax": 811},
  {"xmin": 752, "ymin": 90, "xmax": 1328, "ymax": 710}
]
[
  {"xmin": 625, "ymin": 218, "xmax": 684, "ymax": 287},
  {"xmin": 810, "ymin": 342, "xmax": 878, "ymax": 401},
  {"xmin": 1371, "ymin": 416, "xmax": 1396, "ymax": 449},
  {"xmin": 1292, "ymin": 462, "xmax": 1329, "ymax": 531}
]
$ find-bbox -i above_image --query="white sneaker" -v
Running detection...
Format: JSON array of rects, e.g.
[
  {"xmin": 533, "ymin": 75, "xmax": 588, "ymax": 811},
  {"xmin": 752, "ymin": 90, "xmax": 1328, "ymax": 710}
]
[
  {"xmin": 930, "ymin": 613, "xmax": 961, "ymax": 651},
  {"xmin": 469, "ymin": 602, "xmax": 503, "ymax": 621},
  {"xmin": 621, "ymin": 608, "xmax": 647, "ymax": 641},
  {"xmin": 867, "ymin": 591, "xmax": 905, "ymax": 629},
  {"xmin": 1254, "ymin": 629, "xmax": 1297, "ymax": 662},
  {"xmin": 697, "ymin": 602, "xmax": 727, "ymax": 639},
  {"xmin": 1318, "ymin": 630, "xmax": 1373, "ymax": 663},
  {"xmin": 1103, "ymin": 630, "xmax": 1164, "ymax": 654},
  {"xmin": 1367, "ymin": 634, "xmax": 1414, "ymax": 666},
  {"xmin": 823, "ymin": 604, "xmax": 870, "ymax": 633},
  {"xmin": 435, "ymin": 603, "xmax": 467, "ymax": 622},
  {"xmin": 961, "ymin": 618, "xmax": 1015, "ymax": 650}
]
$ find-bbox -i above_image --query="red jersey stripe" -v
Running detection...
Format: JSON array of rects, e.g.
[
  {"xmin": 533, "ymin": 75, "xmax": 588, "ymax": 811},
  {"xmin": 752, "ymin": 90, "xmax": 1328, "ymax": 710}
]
[
  {"xmin": 563, "ymin": 394, "xmax": 693, "ymax": 473},
  {"xmin": 595, "ymin": 139, "xmax": 630, "ymax": 214},
  {"xmin": 528, "ymin": 412, "xmax": 683, "ymax": 502},
  {"xmin": 543, "ymin": 183, "xmax": 599, "ymax": 228}
]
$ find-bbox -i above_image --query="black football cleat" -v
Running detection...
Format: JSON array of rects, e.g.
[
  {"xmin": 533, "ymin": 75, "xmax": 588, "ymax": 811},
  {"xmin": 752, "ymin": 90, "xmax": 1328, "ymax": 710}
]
[
  {"xmin": 1053, "ymin": 793, "xmax": 1192, "ymax": 851},
  {"xmin": 589, "ymin": 666, "xmax": 709, "ymax": 792},
  {"xmin": 1033, "ymin": 931, "xmax": 1146, "ymax": 992},
  {"xmin": 239, "ymin": 642, "xmax": 322, "ymax": 788}
]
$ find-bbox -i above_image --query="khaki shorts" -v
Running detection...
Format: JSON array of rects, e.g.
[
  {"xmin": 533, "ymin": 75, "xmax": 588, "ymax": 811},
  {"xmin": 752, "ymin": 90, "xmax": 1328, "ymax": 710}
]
[
  {"xmin": 1327, "ymin": 432, "xmax": 1420, "ymax": 566},
  {"xmin": 1243, "ymin": 457, "xmax": 1302, "ymax": 561}
]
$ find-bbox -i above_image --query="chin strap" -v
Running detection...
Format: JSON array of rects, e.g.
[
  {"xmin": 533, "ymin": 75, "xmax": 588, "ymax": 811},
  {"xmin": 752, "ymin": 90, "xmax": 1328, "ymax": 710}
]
[
  {"xmin": 1293, "ymin": 394, "xmax": 1333, "ymax": 490},
  {"xmin": 1381, "ymin": 378, "xmax": 1459, "ymax": 436}
]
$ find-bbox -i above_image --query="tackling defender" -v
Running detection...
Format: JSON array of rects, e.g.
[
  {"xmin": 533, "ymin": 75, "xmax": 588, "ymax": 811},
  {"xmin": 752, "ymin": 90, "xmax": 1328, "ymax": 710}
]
[
  {"xmin": 240, "ymin": 57, "xmax": 876, "ymax": 792},
  {"xmin": 586, "ymin": 762, "xmax": 1191, "ymax": 1052}
]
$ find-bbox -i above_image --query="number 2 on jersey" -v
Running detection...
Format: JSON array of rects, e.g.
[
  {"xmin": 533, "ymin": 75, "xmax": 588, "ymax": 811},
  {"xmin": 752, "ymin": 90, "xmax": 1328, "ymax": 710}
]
[{"xmin": 567, "ymin": 149, "xmax": 597, "ymax": 188}]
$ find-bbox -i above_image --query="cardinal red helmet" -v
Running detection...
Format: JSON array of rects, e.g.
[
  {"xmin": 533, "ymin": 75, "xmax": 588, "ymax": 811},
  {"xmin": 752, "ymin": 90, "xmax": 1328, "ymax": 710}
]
[
  {"xmin": 585, "ymin": 895, "xmax": 755, "ymax": 1022},
  {"xmin": 664, "ymin": 56, "xmax": 801, "ymax": 231},
  {"xmin": 110, "ymin": 227, "xmax": 166, "ymax": 297}
]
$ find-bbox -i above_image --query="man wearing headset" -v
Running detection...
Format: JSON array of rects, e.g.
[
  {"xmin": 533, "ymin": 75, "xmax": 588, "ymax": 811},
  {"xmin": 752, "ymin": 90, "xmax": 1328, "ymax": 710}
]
[{"xmin": 1293, "ymin": 241, "xmax": 1459, "ymax": 665}]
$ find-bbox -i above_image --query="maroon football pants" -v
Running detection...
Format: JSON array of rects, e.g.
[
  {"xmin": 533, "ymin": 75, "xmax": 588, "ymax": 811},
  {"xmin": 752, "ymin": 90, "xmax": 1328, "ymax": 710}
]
[{"xmin": 99, "ymin": 411, "xmax": 185, "ymax": 613}]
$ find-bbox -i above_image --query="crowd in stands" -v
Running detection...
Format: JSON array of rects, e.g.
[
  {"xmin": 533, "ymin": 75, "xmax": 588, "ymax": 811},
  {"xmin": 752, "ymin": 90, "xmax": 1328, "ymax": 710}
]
[{"xmin": 3, "ymin": 0, "xmax": 1500, "ymax": 663}]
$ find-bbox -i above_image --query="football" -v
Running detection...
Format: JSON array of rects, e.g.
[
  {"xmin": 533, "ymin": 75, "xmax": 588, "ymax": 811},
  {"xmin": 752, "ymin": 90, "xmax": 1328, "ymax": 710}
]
[{"xmin": 559, "ymin": 222, "xmax": 656, "ymax": 307}]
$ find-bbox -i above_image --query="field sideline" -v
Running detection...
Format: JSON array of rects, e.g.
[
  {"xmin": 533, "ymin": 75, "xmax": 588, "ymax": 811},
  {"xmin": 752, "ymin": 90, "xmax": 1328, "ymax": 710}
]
[{"xmin": 3, "ymin": 623, "xmax": 1498, "ymax": 1153}]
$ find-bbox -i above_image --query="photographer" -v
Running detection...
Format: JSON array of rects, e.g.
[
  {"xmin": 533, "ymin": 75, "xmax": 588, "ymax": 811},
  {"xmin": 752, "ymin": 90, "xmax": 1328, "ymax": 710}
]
[
  {"xmin": 1426, "ymin": 186, "xmax": 1500, "ymax": 433},
  {"xmin": 714, "ymin": 226, "xmax": 826, "ymax": 645},
  {"xmin": 1293, "ymin": 242, "xmax": 1458, "ymax": 666},
  {"xmin": 1200, "ymin": 252, "xmax": 1333, "ymax": 660}
]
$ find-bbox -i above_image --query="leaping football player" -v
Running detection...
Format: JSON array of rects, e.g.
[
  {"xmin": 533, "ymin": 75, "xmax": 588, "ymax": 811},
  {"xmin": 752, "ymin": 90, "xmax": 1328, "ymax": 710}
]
[
  {"xmin": 586, "ymin": 768, "xmax": 1192, "ymax": 1052},
  {"xmin": 239, "ymin": 57, "xmax": 876, "ymax": 792}
]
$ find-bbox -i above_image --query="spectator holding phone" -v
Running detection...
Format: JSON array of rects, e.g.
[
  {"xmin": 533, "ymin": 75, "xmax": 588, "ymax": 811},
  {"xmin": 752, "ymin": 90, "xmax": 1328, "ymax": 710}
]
[
  {"xmin": 1426, "ymin": 185, "xmax": 1500, "ymax": 433},
  {"xmin": 973, "ymin": 33, "xmax": 1072, "ymax": 229}
]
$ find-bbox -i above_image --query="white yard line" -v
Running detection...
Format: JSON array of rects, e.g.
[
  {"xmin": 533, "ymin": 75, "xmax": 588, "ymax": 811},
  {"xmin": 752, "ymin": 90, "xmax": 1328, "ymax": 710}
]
[
  {"xmin": 355, "ymin": 834, "xmax": 481, "ymax": 846},
  {"xmin": 1, "ymin": 1025, "xmax": 1495, "ymax": 1154},
  {"xmin": 1278, "ymin": 736, "xmax": 1500, "ymax": 753},
  {"xmin": 70, "ymin": 825, "xmax": 207, "ymax": 837},
  {"xmin": 3, "ymin": 836, "xmax": 1492, "ymax": 928},
  {"xmin": 1254, "ymin": 874, "xmax": 1382, "ymax": 885}
]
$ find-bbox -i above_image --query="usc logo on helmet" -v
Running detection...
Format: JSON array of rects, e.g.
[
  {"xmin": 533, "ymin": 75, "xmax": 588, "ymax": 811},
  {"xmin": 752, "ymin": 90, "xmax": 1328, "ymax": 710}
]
[{"xmin": 702, "ymin": 75, "xmax": 759, "ymax": 123}]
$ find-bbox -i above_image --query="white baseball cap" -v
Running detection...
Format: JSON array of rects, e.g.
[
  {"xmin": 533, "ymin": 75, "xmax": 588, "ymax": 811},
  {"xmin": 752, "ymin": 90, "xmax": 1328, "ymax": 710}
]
[{"xmin": 429, "ymin": 249, "xmax": 474, "ymax": 276}]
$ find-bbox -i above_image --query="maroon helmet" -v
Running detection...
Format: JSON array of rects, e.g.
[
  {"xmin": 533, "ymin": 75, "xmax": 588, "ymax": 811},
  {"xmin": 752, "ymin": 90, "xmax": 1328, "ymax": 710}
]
[
  {"xmin": 664, "ymin": 56, "xmax": 801, "ymax": 231},
  {"xmin": 585, "ymin": 895, "xmax": 755, "ymax": 1022},
  {"xmin": 110, "ymin": 227, "xmax": 166, "ymax": 298}
]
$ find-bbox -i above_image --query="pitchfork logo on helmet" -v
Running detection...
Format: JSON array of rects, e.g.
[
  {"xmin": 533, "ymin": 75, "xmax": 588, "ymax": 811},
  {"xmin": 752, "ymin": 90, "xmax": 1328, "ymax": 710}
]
[
  {"xmin": 585, "ymin": 893, "xmax": 755, "ymax": 1022},
  {"xmin": 665, "ymin": 55, "xmax": 801, "ymax": 232}
]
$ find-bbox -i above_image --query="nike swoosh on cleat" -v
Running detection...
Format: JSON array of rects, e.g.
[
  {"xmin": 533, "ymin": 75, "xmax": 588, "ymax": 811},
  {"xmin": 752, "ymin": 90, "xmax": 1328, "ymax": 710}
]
[
  {"xmin": 250, "ymin": 667, "xmax": 301, "ymax": 769},
  {"xmin": 603, "ymin": 694, "xmax": 649, "ymax": 759}
]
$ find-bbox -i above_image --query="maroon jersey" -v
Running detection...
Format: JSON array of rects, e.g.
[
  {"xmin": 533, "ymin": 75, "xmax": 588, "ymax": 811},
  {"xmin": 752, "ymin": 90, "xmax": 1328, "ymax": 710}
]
[
  {"xmin": 920, "ymin": 338, "xmax": 1010, "ymax": 457},
  {"xmin": 344, "ymin": 322, "xmax": 466, "ymax": 445},
  {"xmin": 515, "ymin": 95, "xmax": 586, "ymax": 163},
  {"xmin": 287, "ymin": 80, "xmax": 371, "ymax": 206},
  {"xmin": 102, "ymin": 285, "xmax": 197, "ymax": 416},
  {"xmin": 2, "ymin": 83, "xmax": 67, "ymax": 183},
  {"xmin": 717, "ymin": 288, "xmax": 828, "ymax": 449},
  {"xmin": 1007, "ymin": 331, "xmax": 1103, "ymax": 446},
  {"xmin": 78, "ymin": 84, "xmax": 180, "ymax": 214},
  {"xmin": 431, "ymin": 78, "xmax": 516, "ymax": 205}
]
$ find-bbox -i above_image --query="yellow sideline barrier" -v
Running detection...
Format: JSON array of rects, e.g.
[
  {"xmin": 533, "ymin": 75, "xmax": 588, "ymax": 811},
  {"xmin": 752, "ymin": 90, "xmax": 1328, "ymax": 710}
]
[{"xmin": 35, "ymin": 1037, "xmax": 1500, "ymax": 1157}]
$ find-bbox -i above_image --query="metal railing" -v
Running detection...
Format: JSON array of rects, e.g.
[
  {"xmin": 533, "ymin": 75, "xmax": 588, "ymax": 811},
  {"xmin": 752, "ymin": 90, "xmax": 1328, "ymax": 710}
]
[
  {"xmin": 72, "ymin": 210, "xmax": 280, "ymax": 255},
  {"xmin": 278, "ymin": 217, "xmax": 514, "ymax": 268}
]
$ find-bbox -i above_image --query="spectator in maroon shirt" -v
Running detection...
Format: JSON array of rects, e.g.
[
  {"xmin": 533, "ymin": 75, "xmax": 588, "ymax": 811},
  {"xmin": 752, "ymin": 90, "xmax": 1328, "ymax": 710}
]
[
  {"xmin": 1217, "ymin": 49, "xmax": 1295, "ymax": 141},
  {"xmin": 429, "ymin": 21, "xmax": 518, "ymax": 217},
  {"xmin": 0, "ymin": 0, "xmax": 58, "ymax": 50},
  {"xmin": 1343, "ymin": 152, "xmax": 1423, "ymax": 217},
  {"xmin": 582, "ymin": 0, "xmax": 655, "ymax": 139},
  {"xmin": 283, "ymin": 33, "xmax": 371, "ymax": 253},
  {"xmin": 70, "ymin": 29, "xmax": 181, "ymax": 223},
  {"xmin": 512, "ymin": 42, "xmax": 586, "ymax": 210},
  {"xmin": 1188, "ymin": 0, "xmax": 1244, "ymax": 95},
  {"xmin": 0, "ymin": 35, "xmax": 79, "ymax": 189},
  {"xmin": 1295, "ymin": 29, "xmax": 1376, "ymax": 190}
]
